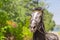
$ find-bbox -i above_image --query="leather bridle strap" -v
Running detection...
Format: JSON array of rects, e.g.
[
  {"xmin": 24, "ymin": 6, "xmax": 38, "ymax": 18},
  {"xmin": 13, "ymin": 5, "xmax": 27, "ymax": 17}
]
[{"xmin": 37, "ymin": 23, "xmax": 47, "ymax": 35}]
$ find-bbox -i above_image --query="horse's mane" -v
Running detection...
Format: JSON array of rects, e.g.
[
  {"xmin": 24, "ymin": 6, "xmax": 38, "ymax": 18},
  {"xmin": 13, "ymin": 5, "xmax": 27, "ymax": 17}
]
[{"xmin": 32, "ymin": 7, "xmax": 43, "ymax": 11}]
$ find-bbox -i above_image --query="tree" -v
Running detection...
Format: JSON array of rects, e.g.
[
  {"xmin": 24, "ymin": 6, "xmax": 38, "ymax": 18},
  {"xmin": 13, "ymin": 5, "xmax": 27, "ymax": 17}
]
[
  {"xmin": 0, "ymin": 0, "xmax": 23, "ymax": 40},
  {"xmin": 43, "ymin": 9, "xmax": 55, "ymax": 31}
]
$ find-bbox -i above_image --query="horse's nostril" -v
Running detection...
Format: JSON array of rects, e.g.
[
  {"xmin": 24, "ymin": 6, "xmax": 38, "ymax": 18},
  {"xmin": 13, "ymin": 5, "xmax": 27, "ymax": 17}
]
[{"xmin": 33, "ymin": 26, "xmax": 35, "ymax": 29}]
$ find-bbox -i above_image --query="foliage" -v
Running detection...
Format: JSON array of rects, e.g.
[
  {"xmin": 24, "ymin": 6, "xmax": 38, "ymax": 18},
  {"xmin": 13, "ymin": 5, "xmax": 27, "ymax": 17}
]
[
  {"xmin": 0, "ymin": 10, "xmax": 8, "ymax": 27},
  {"xmin": 43, "ymin": 9, "xmax": 55, "ymax": 31},
  {"xmin": 0, "ymin": 0, "xmax": 23, "ymax": 40},
  {"xmin": 23, "ymin": 16, "xmax": 33, "ymax": 40},
  {"xmin": 0, "ymin": 10, "xmax": 8, "ymax": 40}
]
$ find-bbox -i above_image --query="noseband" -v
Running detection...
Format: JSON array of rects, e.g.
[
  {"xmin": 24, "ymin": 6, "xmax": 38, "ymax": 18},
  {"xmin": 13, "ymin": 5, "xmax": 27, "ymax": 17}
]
[{"xmin": 31, "ymin": 19, "xmax": 37, "ymax": 24}]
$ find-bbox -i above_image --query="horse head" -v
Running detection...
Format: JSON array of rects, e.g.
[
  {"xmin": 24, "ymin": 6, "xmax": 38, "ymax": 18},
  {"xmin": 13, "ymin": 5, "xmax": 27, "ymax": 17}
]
[{"xmin": 30, "ymin": 7, "xmax": 44, "ymax": 33}]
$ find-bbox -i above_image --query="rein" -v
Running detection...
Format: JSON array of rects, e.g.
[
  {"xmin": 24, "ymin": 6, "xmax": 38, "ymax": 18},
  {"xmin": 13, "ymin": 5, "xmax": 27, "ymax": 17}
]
[
  {"xmin": 37, "ymin": 26, "xmax": 46, "ymax": 35},
  {"xmin": 37, "ymin": 22, "xmax": 47, "ymax": 35}
]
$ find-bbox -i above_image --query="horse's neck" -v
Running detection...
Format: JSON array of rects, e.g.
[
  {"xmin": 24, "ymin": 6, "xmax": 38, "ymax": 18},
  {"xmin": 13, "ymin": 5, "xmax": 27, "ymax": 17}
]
[
  {"xmin": 33, "ymin": 22, "xmax": 45, "ymax": 40},
  {"xmin": 33, "ymin": 30, "xmax": 45, "ymax": 40}
]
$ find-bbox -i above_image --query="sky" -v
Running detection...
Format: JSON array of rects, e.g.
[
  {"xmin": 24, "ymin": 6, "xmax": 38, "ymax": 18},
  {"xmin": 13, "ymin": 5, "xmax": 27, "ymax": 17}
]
[{"xmin": 45, "ymin": 0, "xmax": 60, "ymax": 25}]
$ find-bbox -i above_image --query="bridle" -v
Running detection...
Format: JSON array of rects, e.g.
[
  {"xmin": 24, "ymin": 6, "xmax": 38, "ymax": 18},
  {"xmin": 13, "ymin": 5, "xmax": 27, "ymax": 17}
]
[
  {"xmin": 31, "ymin": 15, "xmax": 46, "ymax": 35},
  {"xmin": 30, "ymin": 10, "xmax": 47, "ymax": 35},
  {"xmin": 31, "ymin": 19, "xmax": 49, "ymax": 40},
  {"xmin": 37, "ymin": 24, "xmax": 46, "ymax": 34},
  {"xmin": 31, "ymin": 19, "xmax": 38, "ymax": 26}
]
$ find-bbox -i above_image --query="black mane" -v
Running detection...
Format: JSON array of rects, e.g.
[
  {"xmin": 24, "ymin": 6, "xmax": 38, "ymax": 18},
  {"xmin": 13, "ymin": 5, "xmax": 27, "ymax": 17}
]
[{"xmin": 33, "ymin": 7, "xmax": 43, "ymax": 11}]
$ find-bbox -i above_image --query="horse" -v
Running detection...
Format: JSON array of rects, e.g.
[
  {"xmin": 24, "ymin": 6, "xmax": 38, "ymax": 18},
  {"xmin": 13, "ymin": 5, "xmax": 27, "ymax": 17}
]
[{"xmin": 29, "ymin": 7, "xmax": 59, "ymax": 40}]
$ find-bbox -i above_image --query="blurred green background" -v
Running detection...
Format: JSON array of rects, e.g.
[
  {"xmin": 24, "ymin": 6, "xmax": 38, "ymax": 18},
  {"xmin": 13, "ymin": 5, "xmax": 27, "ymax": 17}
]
[{"xmin": 0, "ymin": 0, "xmax": 56, "ymax": 40}]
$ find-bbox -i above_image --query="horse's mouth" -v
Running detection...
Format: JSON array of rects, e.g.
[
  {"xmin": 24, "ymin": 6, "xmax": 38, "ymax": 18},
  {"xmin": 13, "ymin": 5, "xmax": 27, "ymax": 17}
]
[
  {"xmin": 30, "ymin": 28, "xmax": 37, "ymax": 33},
  {"xmin": 30, "ymin": 30, "xmax": 35, "ymax": 33}
]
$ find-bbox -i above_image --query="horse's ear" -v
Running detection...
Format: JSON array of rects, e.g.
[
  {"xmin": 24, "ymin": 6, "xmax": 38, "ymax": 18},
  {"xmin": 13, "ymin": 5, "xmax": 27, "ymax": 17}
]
[{"xmin": 32, "ymin": 7, "xmax": 45, "ymax": 11}]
